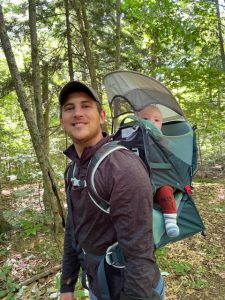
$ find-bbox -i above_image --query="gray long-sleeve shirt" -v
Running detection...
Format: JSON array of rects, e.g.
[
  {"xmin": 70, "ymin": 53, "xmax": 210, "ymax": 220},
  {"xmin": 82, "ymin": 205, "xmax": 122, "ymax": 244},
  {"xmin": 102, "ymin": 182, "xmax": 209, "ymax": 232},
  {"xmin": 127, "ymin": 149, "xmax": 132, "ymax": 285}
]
[{"xmin": 60, "ymin": 135, "xmax": 160, "ymax": 299}]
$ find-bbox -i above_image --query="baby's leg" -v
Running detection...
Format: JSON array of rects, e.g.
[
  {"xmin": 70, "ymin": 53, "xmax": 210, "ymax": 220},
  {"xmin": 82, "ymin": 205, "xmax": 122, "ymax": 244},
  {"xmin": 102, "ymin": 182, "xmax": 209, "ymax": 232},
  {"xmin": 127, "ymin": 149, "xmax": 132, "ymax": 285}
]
[{"xmin": 155, "ymin": 186, "xmax": 179, "ymax": 237}]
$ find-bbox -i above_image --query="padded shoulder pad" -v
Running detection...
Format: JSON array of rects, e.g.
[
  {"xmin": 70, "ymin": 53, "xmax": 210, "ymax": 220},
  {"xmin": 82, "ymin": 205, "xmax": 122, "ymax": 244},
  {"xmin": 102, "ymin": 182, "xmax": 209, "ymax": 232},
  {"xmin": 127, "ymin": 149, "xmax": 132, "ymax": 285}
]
[{"xmin": 86, "ymin": 141, "xmax": 128, "ymax": 213}]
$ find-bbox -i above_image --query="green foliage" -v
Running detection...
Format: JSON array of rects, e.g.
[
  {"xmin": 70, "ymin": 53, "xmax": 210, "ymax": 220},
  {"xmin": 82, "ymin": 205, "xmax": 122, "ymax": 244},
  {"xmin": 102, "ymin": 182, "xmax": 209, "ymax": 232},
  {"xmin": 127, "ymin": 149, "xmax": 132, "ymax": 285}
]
[
  {"xmin": 171, "ymin": 260, "xmax": 192, "ymax": 276},
  {"xmin": 191, "ymin": 266, "xmax": 209, "ymax": 290},
  {"xmin": 0, "ymin": 264, "xmax": 19, "ymax": 299},
  {"xmin": 191, "ymin": 278, "xmax": 209, "ymax": 289},
  {"xmin": 0, "ymin": 233, "xmax": 9, "ymax": 256},
  {"xmin": 208, "ymin": 204, "xmax": 225, "ymax": 213},
  {"xmin": 155, "ymin": 246, "xmax": 169, "ymax": 262},
  {"xmin": 54, "ymin": 272, "xmax": 61, "ymax": 290},
  {"xmin": 74, "ymin": 289, "xmax": 88, "ymax": 298},
  {"xmin": 18, "ymin": 208, "xmax": 44, "ymax": 236},
  {"xmin": 206, "ymin": 246, "xmax": 219, "ymax": 259},
  {"xmin": 0, "ymin": 0, "xmax": 225, "ymax": 186},
  {"xmin": 20, "ymin": 218, "xmax": 42, "ymax": 236},
  {"xmin": 0, "ymin": 232, "xmax": 8, "ymax": 243}
]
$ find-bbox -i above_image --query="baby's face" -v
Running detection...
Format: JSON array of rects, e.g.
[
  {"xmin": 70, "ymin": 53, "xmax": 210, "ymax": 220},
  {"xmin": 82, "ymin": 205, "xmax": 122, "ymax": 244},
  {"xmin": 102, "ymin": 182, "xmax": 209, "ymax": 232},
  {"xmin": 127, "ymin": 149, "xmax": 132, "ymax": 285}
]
[{"xmin": 138, "ymin": 107, "xmax": 163, "ymax": 129}]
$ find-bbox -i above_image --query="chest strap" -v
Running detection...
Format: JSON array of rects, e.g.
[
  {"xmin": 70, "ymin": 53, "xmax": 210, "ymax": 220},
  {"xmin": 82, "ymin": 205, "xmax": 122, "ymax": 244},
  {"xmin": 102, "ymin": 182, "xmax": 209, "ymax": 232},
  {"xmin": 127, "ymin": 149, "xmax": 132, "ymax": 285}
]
[{"xmin": 70, "ymin": 162, "xmax": 87, "ymax": 188}]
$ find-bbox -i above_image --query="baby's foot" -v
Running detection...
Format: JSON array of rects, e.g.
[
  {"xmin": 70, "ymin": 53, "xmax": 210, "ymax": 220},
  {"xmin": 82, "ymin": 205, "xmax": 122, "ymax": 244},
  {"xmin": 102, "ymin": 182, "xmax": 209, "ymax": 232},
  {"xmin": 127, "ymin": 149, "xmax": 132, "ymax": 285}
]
[{"xmin": 163, "ymin": 213, "xmax": 180, "ymax": 237}]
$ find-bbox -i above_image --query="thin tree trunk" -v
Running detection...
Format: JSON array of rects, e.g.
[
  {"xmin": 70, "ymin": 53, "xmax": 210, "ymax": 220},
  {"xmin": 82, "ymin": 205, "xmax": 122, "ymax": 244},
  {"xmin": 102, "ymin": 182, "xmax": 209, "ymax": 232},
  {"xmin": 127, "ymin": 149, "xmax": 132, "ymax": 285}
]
[
  {"xmin": 42, "ymin": 62, "xmax": 50, "ymax": 154},
  {"xmin": 0, "ymin": 210, "xmax": 12, "ymax": 233},
  {"xmin": 115, "ymin": 0, "xmax": 121, "ymax": 70},
  {"xmin": 73, "ymin": 0, "xmax": 98, "ymax": 92},
  {"xmin": 64, "ymin": 0, "xmax": 74, "ymax": 80},
  {"xmin": 218, "ymin": 87, "xmax": 221, "ymax": 108},
  {"xmin": 28, "ymin": 0, "xmax": 46, "ymax": 142},
  {"xmin": 149, "ymin": 31, "xmax": 159, "ymax": 72},
  {"xmin": 113, "ymin": 0, "xmax": 121, "ymax": 131},
  {"xmin": 29, "ymin": 0, "xmax": 53, "ymax": 212},
  {"xmin": 0, "ymin": 5, "xmax": 65, "ymax": 233},
  {"xmin": 215, "ymin": 0, "xmax": 225, "ymax": 71}
]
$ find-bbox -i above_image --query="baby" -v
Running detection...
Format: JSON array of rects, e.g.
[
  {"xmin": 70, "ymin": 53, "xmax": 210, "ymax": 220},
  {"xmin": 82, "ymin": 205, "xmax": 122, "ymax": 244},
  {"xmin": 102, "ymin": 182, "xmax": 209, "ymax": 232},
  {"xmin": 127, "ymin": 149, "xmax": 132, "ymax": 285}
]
[{"xmin": 137, "ymin": 105, "xmax": 180, "ymax": 238}]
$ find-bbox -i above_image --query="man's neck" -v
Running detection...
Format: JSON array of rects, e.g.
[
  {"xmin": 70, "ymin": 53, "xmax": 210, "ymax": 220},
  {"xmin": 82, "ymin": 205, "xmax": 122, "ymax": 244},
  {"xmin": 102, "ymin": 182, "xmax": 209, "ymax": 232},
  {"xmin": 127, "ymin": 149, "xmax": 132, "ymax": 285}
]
[{"xmin": 74, "ymin": 134, "xmax": 104, "ymax": 158}]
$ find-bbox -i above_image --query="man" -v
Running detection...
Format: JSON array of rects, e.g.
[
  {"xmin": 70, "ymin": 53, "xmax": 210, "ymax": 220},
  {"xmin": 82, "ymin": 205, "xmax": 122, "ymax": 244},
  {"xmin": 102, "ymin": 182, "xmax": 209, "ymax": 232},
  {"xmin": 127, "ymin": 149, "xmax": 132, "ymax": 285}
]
[{"xmin": 59, "ymin": 81, "xmax": 163, "ymax": 300}]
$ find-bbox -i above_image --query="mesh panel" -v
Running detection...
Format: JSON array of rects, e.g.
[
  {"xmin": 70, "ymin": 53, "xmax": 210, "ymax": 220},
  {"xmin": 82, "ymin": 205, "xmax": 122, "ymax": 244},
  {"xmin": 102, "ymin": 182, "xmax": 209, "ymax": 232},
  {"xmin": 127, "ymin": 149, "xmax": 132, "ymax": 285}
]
[{"xmin": 111, "ymin": 96, "xmax": 134, "ymax": 118}]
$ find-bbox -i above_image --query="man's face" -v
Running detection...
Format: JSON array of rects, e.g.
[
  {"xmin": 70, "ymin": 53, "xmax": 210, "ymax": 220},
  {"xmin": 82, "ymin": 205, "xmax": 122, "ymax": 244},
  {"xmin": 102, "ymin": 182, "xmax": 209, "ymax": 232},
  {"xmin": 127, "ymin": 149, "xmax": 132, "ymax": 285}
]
[
  {"xmin": 138, "ymin": 106, "xmax": 163, "ymax": 129},
  {"xmin": 60, "ymin": 92, "xmax": 106, "ymax": 147}
]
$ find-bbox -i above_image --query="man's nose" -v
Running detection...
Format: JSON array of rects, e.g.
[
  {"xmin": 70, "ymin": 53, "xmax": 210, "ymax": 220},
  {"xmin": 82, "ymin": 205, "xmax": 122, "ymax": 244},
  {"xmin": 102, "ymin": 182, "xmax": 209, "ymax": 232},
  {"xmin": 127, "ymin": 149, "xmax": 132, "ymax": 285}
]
[{"xmin": 73, "ymin": 107, "xmax": 83, "ymax": 117}]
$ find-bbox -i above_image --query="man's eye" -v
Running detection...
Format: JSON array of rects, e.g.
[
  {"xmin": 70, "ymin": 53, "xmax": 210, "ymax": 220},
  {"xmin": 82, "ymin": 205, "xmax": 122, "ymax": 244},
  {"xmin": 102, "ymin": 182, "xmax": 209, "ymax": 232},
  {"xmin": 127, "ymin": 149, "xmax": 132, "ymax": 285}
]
[{"xmin": 65, "ymin": 106, "xmax": 73, "ymax": 111}]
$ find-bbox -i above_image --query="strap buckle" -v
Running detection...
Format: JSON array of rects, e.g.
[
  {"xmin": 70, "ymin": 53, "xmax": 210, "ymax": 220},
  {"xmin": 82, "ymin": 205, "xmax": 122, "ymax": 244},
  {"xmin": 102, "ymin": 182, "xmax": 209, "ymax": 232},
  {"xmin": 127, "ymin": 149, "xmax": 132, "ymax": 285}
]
[
  {"xmin": 71, "ymin": 177, "xmax": 87, "ymax": 188},
  {"xmin": 105, "ymin": 242, "xmax": 125, "ymax": 269}
]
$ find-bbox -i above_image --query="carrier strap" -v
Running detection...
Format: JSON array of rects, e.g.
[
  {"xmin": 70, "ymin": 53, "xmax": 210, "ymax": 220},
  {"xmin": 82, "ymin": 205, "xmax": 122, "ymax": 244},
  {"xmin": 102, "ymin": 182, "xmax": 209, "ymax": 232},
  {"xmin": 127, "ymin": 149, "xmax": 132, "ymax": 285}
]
[
  {"xmin": 150, "ymin": 163, "xmax": 172, "ymax": 170},
  {"xmin": 86, "ymin": 141, "xmax": 128, "ymax": 213},
  {"xmin": 97, "ymin": 258, "xmax": 110, "ymax": 300},
  {"xmin": 82, "ymin": 242, "xmax": 125, "ymax": 299}
]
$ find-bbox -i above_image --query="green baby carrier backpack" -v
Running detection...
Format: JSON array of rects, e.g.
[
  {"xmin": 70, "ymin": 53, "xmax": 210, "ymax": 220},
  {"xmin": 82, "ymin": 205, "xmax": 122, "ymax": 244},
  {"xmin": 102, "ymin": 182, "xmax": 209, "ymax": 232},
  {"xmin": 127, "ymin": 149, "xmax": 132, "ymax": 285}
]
[
  {"xmin": 67, "ymin": 70, "xmax": 205, "ymax": 249},
  {"xmin": 85, "ymin": 70, "xmax": 205, "ymax": 249}
]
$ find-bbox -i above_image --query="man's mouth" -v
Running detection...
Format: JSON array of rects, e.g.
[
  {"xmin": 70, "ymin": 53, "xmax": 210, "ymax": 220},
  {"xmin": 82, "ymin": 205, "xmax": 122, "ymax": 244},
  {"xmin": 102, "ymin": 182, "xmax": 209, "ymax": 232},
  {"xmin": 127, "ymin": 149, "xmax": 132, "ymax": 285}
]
[{"xmin": 72, "ymin": 122, "xmax": 86, "ymax": 128}]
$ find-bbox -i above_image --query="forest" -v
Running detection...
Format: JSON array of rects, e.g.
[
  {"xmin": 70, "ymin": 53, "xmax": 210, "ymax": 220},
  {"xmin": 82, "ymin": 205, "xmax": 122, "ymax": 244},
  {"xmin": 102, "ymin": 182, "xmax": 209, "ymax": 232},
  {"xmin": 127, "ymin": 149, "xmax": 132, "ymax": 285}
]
[{"xmin": 0, "ymin": 0, "xmax": 225, "ymax": 299}]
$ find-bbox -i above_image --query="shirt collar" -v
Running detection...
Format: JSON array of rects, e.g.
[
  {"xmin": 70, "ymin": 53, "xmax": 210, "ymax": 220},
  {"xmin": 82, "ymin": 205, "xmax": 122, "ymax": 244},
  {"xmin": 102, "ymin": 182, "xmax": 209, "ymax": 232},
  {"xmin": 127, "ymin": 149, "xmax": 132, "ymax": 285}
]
[{"xmin": 63, "ymin": 132, "xmax": 111, "ymax": 163}]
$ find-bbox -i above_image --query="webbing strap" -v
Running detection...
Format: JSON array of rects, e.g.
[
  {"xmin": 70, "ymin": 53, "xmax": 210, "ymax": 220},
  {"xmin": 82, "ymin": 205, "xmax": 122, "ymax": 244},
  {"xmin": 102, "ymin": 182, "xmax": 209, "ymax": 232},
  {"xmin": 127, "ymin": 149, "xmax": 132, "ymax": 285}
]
[
  {"xmin": 97, "ymin": 258, "xmax": 111, "ymax": 300},
  {"xmin": 150, "ymin": 162, "xmax": 172, "ymax": 170},
  {"xmin": 66, "ymin": 179, "xmax": 76, "ymax": 250},
  {"xmin": 81, "ymin": 244, "xmax": 125, "ymax": 298},
  {"xmin": 97, "ymin": 245, "xmax": 125, "ymax": 299},
  {"xmin": 81, "ymin": 269, "xmax": 89, "ymax": 290}
]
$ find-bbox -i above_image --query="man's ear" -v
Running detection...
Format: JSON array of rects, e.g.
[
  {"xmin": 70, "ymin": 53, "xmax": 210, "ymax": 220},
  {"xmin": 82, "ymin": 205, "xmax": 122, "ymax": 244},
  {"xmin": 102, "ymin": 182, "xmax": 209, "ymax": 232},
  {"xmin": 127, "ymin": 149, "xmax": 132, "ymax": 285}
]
[
  {"xmin": 100, "ymin": 110, "xmax": 106, "ymax": 125},
  {"xmin": 60, "ymin": 119, "xmax": 64, "ymax": 129}
]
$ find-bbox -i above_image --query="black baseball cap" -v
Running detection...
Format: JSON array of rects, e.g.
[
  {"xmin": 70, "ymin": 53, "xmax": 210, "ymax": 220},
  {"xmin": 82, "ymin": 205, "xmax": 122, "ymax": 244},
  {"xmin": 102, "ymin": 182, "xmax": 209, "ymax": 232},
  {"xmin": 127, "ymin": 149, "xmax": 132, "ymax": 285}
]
[{"xmin": 59, "ymin": 81, "xmax": 101, "ymax": 106}]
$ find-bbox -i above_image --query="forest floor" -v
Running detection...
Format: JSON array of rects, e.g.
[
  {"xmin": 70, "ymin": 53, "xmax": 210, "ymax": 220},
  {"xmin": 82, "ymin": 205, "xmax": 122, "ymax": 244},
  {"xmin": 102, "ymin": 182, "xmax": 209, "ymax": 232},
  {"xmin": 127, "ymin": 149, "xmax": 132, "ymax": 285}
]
[{"xmin": 0, "ymin": 176, "xmax": 225, "ymax": 300}]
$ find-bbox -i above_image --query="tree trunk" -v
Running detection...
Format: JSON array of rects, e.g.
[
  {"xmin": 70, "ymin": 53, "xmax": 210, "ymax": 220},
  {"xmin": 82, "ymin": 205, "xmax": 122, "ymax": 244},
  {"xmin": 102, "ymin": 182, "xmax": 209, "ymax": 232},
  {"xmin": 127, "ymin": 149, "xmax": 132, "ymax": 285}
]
[
  {"xmin": 28, "ymin": 0, "xmax": 46, "ymax": 142},
  {"xmin": 73, "ymin": 0, "xmax": 98, "ymax": 92},
  {"xmin": 64, "ymin": 0, "xmax": 74, "ymax": 80},
  {"xmin": 112, "ymin": 0, "xmax": 122, "ymax": 132},
  {"xmin": 0, "ymin": 5, "xmax": 65, "ymax": 233},
  {"xmin": 215, "ymin": 0, "xmax": 225, "ymax": 71},
  {"xmin": 115, "ymin": 0, "xmax": 121, "ymax": 70},
  {"xmin": 42, "ymin": 62, "xmax": 50, "ymax": 154},
  {"xmin": 0, "ymin": 176, "xmax": 12, "ymax": 233},
  {"xmin": 0, "ymin": 211, "xmax": 12, "ymax": 233},
  {"xmin": 29, "ymin": 0, "xmax": 54, "ymax": 212}
]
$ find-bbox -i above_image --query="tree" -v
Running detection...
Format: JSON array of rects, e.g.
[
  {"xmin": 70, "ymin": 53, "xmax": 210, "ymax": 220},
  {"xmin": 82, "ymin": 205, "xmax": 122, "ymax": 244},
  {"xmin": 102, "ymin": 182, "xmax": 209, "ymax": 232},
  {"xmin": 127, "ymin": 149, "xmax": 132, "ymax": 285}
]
[
  {"xmin": 115, "ymin": 0, "xmax": 121, "ymax": 70},
  {"xmin": 0, "ymin": 4, "xmax": 65, "ymax": 232},
  {"xmin": 71, "ymin": 0, "xmax": 98, "ymax": 92},
  {"xmin": 64, "ymin": 0, "xmax": 74, "ymax": 80},
  {"xmin": 215, "ymin": 0, "xmax": 225, "ymax": 71}
]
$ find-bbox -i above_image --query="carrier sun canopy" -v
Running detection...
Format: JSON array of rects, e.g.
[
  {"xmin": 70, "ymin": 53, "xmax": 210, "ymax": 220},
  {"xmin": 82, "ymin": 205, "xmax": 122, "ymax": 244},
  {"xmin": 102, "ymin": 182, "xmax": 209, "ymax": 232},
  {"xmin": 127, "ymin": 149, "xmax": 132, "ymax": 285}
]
[{"xmin": 103, "ymin": 70, "xmax": 186, "ymax": 122}]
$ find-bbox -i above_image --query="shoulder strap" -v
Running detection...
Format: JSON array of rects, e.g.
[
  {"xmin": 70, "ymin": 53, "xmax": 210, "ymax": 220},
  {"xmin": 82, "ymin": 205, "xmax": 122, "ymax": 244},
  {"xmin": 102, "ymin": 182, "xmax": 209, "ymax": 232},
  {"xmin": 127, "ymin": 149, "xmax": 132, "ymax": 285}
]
[
  {"xmin": 64, "ymin": 161, "xmax": 74, "ymax": 189},
  {"xmin": 86, "ymin": 141, "xmax": 128, "ymax": 214},
  {"xmin": 192, "ymin": 125, "xmax": 198, "ymax": 176},
  {"xmin": 66, "ymin": 160, "xmax": 87, "ymax": 189}
]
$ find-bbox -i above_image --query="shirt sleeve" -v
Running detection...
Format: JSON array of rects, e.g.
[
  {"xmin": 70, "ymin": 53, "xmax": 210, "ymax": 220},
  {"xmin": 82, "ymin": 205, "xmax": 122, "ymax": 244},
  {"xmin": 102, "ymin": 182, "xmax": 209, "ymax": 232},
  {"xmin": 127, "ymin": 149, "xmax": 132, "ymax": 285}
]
[
  {"xmin": 99, "ymin": 149, "xmax": 160, "ymax": 299},
  {"xmin": 60, "ymin": 215, "xmax": 80, "ymax": 293}
]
